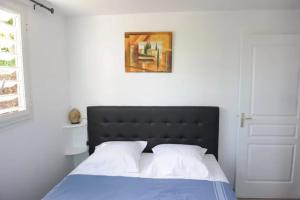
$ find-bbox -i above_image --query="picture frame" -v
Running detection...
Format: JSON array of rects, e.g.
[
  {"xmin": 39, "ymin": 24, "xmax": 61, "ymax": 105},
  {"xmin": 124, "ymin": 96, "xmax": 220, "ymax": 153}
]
[{"xmin": 125, "ymin": 32, "xmax": 172, "ymax": 72}]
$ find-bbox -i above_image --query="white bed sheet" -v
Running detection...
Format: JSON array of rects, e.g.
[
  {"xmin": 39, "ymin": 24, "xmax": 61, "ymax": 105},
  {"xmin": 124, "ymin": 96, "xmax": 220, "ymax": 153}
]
[{"xmin": 71, "ymin": 153, "xmax": 229, "ymax": 183}]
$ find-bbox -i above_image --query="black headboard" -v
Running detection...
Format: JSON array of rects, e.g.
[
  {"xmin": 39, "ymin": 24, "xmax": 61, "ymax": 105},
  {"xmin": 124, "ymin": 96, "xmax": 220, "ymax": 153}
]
[{"xmin": 87, "ymin": 106, "xmax": 219, "ymax": 159}]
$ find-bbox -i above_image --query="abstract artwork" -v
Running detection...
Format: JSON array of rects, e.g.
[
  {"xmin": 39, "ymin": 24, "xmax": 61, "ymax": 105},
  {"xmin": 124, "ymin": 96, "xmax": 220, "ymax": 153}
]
[{"xmin": 125, "ymin": 32, "xmax": 172, "ymax": 72}]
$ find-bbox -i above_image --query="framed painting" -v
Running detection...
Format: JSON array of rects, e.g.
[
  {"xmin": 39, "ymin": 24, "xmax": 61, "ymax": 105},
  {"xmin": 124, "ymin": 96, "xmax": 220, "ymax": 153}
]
[{"xmin": 125, "ymin": 32, "xmax": 172, "ymax": 72}]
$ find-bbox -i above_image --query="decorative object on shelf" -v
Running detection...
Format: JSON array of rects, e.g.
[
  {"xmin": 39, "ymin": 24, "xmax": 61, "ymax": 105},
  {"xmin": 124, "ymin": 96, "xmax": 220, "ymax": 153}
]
[
  {"xmin": 125, "ymin": 32, "xmax": 172, "ymax": 73},
  {"xmin": 68, "ymin": 108, "xmax": 81, "ymax": 124}
]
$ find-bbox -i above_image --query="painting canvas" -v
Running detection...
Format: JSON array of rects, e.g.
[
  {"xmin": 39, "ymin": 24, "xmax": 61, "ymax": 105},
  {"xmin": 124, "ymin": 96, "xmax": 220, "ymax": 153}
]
[{"xmin": 125, "ymin": 32, "xmax": 172, "ymax": 72}]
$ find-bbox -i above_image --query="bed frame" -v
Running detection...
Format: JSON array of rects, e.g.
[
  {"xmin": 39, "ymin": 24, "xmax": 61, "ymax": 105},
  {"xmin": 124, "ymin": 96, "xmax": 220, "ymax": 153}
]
[{"xmin": 87, "ymin": 106, "xmax": 219, "ymax": 159}]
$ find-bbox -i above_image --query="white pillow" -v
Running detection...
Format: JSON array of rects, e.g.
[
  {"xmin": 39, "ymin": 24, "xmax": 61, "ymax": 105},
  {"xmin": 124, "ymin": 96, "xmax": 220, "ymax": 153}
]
[
  {"xmin": 152, "ymin": 144, "xmax": 207, "ymax": 159},
  {"xmin": 150, "ymin": 144, "xmax": 209, "ymax": 178},
  {"xmin": 91, "ymin": 141, "xmax": 147, "ymax": 173}
]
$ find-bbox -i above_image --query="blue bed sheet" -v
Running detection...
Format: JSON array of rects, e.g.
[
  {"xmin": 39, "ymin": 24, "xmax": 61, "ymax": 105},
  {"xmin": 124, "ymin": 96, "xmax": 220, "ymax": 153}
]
[{"xmin": 43, "ymin": 175, "xmax": 237, "ymax": 200}]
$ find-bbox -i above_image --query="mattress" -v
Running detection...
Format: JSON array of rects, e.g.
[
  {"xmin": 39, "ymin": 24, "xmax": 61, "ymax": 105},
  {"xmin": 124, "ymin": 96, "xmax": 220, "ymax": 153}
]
[
  {"xmin": 71, "ymin": 153, "xmax": 229, "ymax": 183},
  {"xmin": 43, "ymin": 154, "xmax": 236, "ymax": 200}
]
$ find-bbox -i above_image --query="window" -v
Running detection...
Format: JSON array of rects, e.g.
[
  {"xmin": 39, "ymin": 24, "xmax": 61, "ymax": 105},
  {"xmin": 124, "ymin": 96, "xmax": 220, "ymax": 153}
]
[{"xmin": 0, "ymin": 6, "xmax": 29, "ymax": 125}]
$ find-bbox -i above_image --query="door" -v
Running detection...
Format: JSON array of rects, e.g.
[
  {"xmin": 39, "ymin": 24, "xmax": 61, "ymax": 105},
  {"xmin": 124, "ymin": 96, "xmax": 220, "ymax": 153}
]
[{"xmin": 236, "ymin": 35, "xmax": 300, "ymax": 199}]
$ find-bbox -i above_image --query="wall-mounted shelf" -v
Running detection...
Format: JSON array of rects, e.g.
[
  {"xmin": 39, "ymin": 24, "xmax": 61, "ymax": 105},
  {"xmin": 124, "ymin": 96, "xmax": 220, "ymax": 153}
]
[
  {"xmin": 63, "ymin": 119, "xmax": 88, "ymax": 165},
  {"xmin": 63, "ymin": 119, "xmax": 87, "ymax": 129},
  {"xmin": 64, "ymin": 146, "xmax": 87, "ymax": 156}
]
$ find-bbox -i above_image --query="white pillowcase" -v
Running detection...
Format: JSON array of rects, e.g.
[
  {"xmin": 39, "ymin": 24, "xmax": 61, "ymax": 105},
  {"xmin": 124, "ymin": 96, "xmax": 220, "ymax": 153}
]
[
  {"xmin": 90, "ymin": 141, "xmax": 147, "ymax": 173},
  {"xmin": 150, "ymin": 144, "xmax": 209, "ymax": 178}
]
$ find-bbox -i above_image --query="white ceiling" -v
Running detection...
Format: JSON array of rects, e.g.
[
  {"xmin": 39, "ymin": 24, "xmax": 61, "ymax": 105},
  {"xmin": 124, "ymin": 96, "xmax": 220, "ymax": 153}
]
[{"xmin": 32, "ymin": 0, "xmax": 300, "ymax": 16}]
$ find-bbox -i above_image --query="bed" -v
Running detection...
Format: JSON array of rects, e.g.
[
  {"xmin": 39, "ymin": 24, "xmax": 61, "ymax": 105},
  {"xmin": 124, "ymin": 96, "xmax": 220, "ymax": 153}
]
[{"xmin": 43, "ymin": 106, "xmax": 237, "ymax": 200}]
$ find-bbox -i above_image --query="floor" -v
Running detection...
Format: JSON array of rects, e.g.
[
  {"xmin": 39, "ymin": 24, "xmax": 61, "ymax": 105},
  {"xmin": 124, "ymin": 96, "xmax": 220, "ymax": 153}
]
[{"xmin": 239, "ymin": 199, "xmax": 299, "ymax": 200}]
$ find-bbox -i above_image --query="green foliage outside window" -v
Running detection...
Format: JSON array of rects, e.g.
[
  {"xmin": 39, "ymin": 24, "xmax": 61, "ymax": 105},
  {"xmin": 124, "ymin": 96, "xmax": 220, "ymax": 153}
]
[
  {"xmin": 0, "ymin": 32, "xmax": 14, "ymax": 40},
  {"xmin": 5, "ymin": 18, "xmax": 14, "ymax": 26},
  {"xmin": 1, "ymin": 47, "xmax": 9, "ymax": 52},
  {"xmin": 9, "ymin": 33, "xmax": 14, "ymax": 40},
  {"xmin": 0, "ymin": 58, "xmax": 16, "ymax": 67}
]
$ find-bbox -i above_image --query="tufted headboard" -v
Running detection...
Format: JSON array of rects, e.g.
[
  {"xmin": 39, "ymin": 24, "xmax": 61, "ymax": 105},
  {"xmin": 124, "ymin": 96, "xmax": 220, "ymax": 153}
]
[{"xmin": 87, "ymin": 106, "xmax": 219, "ymax": 159}]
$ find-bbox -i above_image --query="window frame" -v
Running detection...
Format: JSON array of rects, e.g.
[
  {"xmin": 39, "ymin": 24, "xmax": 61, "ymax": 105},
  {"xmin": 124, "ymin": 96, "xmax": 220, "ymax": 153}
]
[{"xmin": 0, "ymin": 2, "xmax": 32, "ymax": 128}]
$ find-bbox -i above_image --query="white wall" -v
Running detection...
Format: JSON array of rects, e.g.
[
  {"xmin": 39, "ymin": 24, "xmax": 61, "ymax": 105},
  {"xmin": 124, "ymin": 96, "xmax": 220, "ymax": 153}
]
[
  {"xmin": 67, "ymin": 10, "xmax": 300, "ymax": 185},
  {"xmin": 0, "ymin": 2, "xmax": 73, "ymax": 200}
]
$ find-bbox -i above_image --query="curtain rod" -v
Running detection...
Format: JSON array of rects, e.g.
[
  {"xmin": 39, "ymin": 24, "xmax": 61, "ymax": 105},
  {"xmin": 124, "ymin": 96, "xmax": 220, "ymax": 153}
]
[{"xmin": 29, "ymin": 0, "xmax": 54, "ymax": 14}]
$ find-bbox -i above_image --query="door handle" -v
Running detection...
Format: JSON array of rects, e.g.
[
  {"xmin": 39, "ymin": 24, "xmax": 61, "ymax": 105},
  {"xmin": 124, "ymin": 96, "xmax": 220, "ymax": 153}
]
[{"xmin": 240, "ymin": 113, "xmax": 252, "ymax": 127}]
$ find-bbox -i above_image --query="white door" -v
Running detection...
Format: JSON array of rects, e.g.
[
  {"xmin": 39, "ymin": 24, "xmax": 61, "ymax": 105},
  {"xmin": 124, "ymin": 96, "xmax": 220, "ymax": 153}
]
[{"xmin": 236, "ymin": 35, "xmax": 300, "ymax": 199}]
